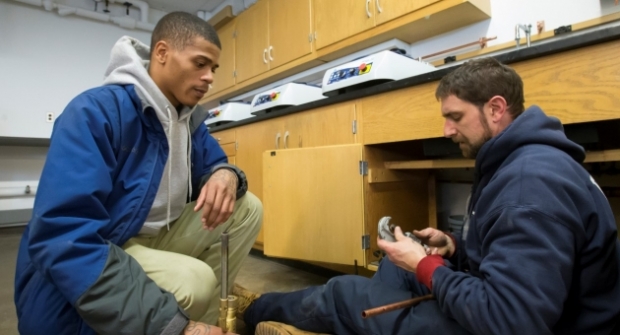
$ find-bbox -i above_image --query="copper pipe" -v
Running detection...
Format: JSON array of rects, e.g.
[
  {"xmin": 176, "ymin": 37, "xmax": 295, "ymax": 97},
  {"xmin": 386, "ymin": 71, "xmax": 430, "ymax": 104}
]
[
  {"xmin": 362, "ymin": 294, "xmax": 435, "ymax": 318},
  {"xmin": 421, "ymin": 36, "xmax": 497, "ymax": 60}
]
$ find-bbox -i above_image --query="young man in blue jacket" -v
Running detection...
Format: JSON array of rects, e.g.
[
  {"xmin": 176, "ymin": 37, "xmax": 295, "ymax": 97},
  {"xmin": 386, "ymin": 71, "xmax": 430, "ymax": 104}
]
[
  {"xmin": 14, "ymin": 12, "xmax": 262, "ymax": 335},
  {"xmin": 243, "ymin": 58, "xmax": 620, "ymax": 335}
]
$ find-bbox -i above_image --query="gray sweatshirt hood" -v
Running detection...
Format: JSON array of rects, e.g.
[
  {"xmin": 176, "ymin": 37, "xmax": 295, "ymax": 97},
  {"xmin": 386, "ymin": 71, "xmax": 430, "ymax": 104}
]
[{"xmin": 103, "ymin": 36, "xmax": 200, "ymax": 234}]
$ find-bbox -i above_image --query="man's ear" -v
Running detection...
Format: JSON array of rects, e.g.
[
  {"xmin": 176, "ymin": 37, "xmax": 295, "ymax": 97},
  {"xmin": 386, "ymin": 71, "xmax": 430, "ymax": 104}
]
[
  {"xmin": 488, "ymin": 95, "xmax": 508, "ymax": 123},
  {"xmin": 152, "ymin": 40, "xmax": 169, "ymax": 65}
]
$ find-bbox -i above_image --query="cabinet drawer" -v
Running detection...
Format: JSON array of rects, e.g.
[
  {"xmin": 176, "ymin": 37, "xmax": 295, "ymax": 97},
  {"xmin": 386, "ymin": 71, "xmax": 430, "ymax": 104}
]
[
  {"xmin": 212, "ymin": 129, "xmax": 236, "ymax": 145},
  {"xmin": 221, "ymin": 142, "xmax": 236, "ymax": 157}
]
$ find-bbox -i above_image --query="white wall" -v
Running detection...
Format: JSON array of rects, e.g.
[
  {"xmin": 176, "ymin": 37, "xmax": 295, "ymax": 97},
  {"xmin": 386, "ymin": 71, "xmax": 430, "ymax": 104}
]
[
  {"xmin": 0, "ymin": 0, "xmax": 158, "ymax": 219},
  {"xmin": 0, "ymin": 0, "xmax": 154, "ymax": 139},
  {"xmin": 411, "ymin": 0, "xmax": 620, "ymax": 61}
]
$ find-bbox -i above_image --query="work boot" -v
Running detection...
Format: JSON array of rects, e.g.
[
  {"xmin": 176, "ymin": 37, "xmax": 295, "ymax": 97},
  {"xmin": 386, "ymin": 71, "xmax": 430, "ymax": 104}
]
[
  {"xmin": 232, "ymin": 283, "xmax": 261, "ymax": 320},
  {"xmin": 255, "ymin": 321, "xmax": 329, "ymax": 335}
]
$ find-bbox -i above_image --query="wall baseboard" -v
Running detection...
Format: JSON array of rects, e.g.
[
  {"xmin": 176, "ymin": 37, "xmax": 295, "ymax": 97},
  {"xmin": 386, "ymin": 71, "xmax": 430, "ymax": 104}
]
[{"xmin": 0, "ymin": 209, "xmax": 32, "ymax": 226}]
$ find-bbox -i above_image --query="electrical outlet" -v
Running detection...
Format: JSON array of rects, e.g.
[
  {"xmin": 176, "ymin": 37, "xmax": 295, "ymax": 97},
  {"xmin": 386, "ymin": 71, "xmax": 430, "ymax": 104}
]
[{"xmin": 46, "ymin": 112, "xmax": 54, "ymax": 123}]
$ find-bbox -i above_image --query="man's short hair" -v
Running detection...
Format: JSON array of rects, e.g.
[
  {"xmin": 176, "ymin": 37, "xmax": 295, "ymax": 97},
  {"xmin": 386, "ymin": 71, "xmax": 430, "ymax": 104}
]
[
  {"xmin": 150, "ymin": 11, "xmax": 221, "ymax": 55},
  {"xmin": 435, "ymin": 57, "xmax": 525, "ymax": 118}
]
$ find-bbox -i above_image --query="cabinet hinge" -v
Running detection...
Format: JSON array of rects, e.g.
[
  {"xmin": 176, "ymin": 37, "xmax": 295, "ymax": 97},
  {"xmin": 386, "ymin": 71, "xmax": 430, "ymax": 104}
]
[
  {"xmin": 308, "ymin": 33, "xmax": 313, "ymax": 42},
  {"xmin": 359, "ymin": 161, "xmax": 368, "ymax": 176},
  {"xmin": 233, "ymin": 30, "xmax": 237, "ymax": 38},
  {"xmin": 235, "ymin": 141, "xmax": 238, "ymax": 151},
  {"xmin": 352, "ymin": 120, "xmax": 357, "ymax": 134},
  {"xmin": 362, "ymin": 234, "xmax": 370, "ymax": 250},
  {"xmin": 233, "ymin": 70, "xmax": 237, "ymax": 78}
]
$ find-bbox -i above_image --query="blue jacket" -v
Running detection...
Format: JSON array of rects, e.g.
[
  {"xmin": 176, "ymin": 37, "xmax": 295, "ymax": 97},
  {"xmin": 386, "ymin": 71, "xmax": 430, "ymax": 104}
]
[
  {"xmin": 14, "ymin": 84, "xmax": 244, "ymax": 334},
  {"xmin": 433, "ymin": 106, "xmax": 620, "ymax": 334}
]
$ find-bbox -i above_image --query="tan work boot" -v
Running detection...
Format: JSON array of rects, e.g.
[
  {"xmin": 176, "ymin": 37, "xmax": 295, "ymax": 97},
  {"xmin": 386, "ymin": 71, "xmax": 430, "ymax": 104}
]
[
  {"xmin": 255, "ymin": 321, "xmax": 330, "ymax": 335},
  {"xmin": 232, "ymin": 283, "xmax": 261, "ymax": 320}
]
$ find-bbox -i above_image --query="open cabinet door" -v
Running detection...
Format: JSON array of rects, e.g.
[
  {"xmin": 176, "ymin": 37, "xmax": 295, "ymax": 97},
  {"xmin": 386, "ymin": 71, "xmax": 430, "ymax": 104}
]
[{"xmin": 263, "ymin": 144, "xmax": 365, "ymax": 265}]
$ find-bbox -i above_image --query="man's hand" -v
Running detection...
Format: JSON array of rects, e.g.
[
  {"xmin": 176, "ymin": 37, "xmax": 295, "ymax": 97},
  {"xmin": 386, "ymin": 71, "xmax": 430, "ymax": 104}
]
[
  {"xmin": 412, "ymin": 227, "xmax": 455, "ymax": 258},
  {"xmin": 194, "ymin": 169, "xmax": 238, "ymax": 231},
  {"xmin": 377, "ymin": 226, "xmax": 427, "ymax": 273},
  {"xmin": 184, "ymin": 321, "xmax": 234, "ymax": 334}
]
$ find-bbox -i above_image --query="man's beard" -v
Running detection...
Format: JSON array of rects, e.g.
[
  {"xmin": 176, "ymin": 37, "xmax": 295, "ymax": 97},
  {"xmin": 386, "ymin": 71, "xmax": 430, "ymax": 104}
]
[{"xmin": 461, "ymin": 112, "xmax": 493, "ymax": 159}]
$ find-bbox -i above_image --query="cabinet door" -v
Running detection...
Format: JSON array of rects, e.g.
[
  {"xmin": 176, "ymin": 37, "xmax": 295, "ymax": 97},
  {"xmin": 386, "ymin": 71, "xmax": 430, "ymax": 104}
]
[
  {"xmin": 360, "ymin": 81, "xmax": 443, "ymax": 144},
  {"xmin": 374, "ymin": 0, "xmax": 440, "ymax": 25},
  {"xmin": 235, "ymin": 118, "xmax": 285, "ymax": 245},
  {"xmin": 281, "ymin": 102, "xmax": 357, "ymax": 149},
  {"xmin": 263, "ymin": 144, "xmax": 365, "ymax": 265},
  {"xmin": 235, "ymin": 0, "xmax": 270, "ymax": 83},
  {"xmin": 209, "ymin": 19, "xmax": 236, "ymax": 95},
  {"xmin": 268, "ymin": 0, "xmax": 313, "ymax": 69},
  {"xmin": 313, "ymin": 0, "xmax": 376, "ymax": 49}
]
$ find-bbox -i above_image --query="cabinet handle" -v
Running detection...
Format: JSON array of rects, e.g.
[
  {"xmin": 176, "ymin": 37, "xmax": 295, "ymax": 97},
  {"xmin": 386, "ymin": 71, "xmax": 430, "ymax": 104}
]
[
  {"xmin": 365, "ymin": 0, "xmax": 371, "ymax": 17},
  {"xmin": 275, "ymin": 132, "xmax": 281, "ymax": 149},
  {"xmin": 376, "ymin": 0, "xmax": 382, "ymax": 13},
  {"xmin": 284, "ymin": 131, "xmax": 289, "ymax": 149},
  {"xmin": 268, "ymin": 46, "xmax": 274, "ymax": 61},
  {"xmin": 263, "ymin": 49, "xmax": 268, "ymax": 64}
]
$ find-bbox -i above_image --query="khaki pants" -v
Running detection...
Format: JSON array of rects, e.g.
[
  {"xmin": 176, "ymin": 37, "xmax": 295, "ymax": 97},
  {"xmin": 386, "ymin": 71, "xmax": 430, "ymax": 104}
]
[{"xmin": 122, "ymin": 192, "xmax": 262, "ymax": 323}]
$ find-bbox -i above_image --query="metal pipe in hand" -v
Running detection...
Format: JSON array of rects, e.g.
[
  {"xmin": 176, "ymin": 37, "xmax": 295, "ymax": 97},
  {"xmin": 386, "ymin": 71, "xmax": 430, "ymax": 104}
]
[{"xmin": 361, "ymin": 294, "xmax": 434, "ymax": 318}]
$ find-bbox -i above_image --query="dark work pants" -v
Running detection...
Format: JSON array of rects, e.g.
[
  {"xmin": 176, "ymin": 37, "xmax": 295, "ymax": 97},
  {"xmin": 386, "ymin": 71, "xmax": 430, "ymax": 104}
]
[{"xmin": 244, "ymin": 258, "xmax": 471, "ymax": 335}]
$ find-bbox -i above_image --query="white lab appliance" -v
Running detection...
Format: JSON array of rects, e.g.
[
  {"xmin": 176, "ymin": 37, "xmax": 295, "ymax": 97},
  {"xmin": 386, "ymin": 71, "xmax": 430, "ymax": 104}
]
[
  {"xmin": 321, "ymin": 50, "xmax": 436, "ymax": 96},
  {"xmin": 250, "ymin": 83, "xmax": 325, "ymax": 115},
  {"xmin": 204, "ymin": 102, "xmax": 253, "ymax": 127}
]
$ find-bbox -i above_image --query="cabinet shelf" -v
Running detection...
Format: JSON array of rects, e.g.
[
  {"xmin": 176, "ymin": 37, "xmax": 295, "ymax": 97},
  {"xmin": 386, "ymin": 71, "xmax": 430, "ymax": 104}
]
[{"xmin": 384, "ymin": 149, "xmax": 620, "ymax": 170}]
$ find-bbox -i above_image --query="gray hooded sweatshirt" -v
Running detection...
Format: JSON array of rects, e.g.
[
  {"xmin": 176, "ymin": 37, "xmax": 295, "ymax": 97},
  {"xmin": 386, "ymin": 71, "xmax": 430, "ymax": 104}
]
[{"xmin": 103, "ymin": 36, "xmax": 194, "ymax": 235}]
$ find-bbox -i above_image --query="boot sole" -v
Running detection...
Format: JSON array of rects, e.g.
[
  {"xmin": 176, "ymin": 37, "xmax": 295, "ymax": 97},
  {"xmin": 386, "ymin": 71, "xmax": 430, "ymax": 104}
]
[
  {"xmin": 255, "ymin": 322, "xmax": 328, "ymax": 335},
  {"xmin": 255, "ymin": 322, "xmax": 292, "ymax": 335}
]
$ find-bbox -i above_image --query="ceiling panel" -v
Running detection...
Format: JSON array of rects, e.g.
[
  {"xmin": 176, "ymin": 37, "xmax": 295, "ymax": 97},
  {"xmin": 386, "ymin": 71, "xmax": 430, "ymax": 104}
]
[{"xmin": 146, "ymin": 0, "xmax": 227, "ymax": 14}]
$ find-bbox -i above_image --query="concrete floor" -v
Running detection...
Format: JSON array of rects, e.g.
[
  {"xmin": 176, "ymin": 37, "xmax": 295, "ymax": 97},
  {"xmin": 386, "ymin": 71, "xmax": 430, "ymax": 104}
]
[{"xmin": 0, "ymin": 226, "xmax": 331, "ymax": 335}]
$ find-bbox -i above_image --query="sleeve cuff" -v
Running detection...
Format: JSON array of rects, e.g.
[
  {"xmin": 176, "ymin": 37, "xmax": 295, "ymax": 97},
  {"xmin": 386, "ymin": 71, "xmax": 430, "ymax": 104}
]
[
  {"xmin": 446, "ymin": 232, "xmax": 458, "ymax": 259},
  {"xmin": 416, "ymin": 254, "xmax": 445, "ymax": 290},
  {"xmin": 160, "ymin": 310, "xmax": 188, "ymax": 335},
  {"xmin": 200, "ymin": 163, "xmax": 248, "ymax": 199}
]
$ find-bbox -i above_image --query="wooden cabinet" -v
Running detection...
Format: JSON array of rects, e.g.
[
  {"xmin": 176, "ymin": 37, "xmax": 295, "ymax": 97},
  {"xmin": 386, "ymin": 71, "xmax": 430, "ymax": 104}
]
[
  {"xmin": 235, "ymin": 0, "xmax": 313, "ymax": 83},
  {"xmin": 233, "ymin": 119, "xmax": 283, "ymax": 246},
  {"xmin": 208, "ymin": 37, "xmax": 620, "ymax": 272},
  {"xmin": 374, "ymin": 0, "xmax": 440, "ymax": 25},
  {"xmin": 313, "ymin": 0, "xmax": 376, "ymax": 50},
  {"xmin": 210, "ymin": 19, "xmax": 236, "ymax": 96},
  {"xmin": 199, "ymin": 0, "xmax": 491, "ymax": 104},
  {"xmin": 279, "ymin": 101, "xmax": 358, "ymax": 148},
  {"xmin": 212, "ymin": 128, "xmax": 237, "ymax": 164},
  {"xmin": 223, "ymin": 102, "xmax": 357, "ymax": 247},
  {"xmin": 360, "ymin": 39, "xmax": 620, "ymax": 145},
  {"xmin": 312, "ymin": 0, "xmax": 442, "ymax": 50},
  {"xmin": 268, "ymin": 0, "xmax": 313, "ymax": 69},
  {"xmin": 235, "ymin": 0, "xmax": 270, "ymax": 83},
  {"xmin": 360, "ymin": 81, "xmax": 443, "ymax": 145},
  {"xmin": 263, "ymin": 145, "xmax": 366, "ymax": 265},
  {"xmin": 262, "ymin": 143, "xmax": 431, "ymax": 267}
]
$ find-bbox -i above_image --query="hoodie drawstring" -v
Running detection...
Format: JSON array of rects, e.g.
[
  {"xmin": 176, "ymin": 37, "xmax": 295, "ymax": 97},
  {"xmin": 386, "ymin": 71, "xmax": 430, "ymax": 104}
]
[
  {"xmin": 187, "ymin": 118, "xmax": 193, "ymax": 201},
  {"xmin": 165, "ymin": 106, "xmax": 172, "ymax": 231}
]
